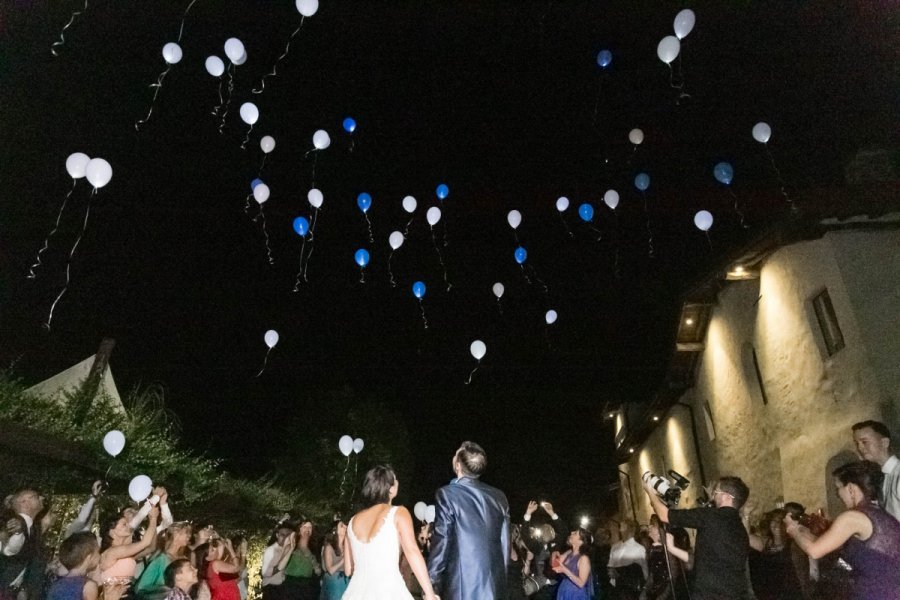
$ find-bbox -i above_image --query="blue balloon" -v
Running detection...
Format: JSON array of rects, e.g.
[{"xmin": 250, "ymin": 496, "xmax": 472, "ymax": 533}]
[
  {"xmin": 343, "ymin": 117, "xmax": 357, "ymax": 133},
  {"xmin": 357, "ymin": 192, "xmax": 372, "ymax": 213},
  {"xmin": 251, "ymin": 178, "xmax": 264, "ymax": 191},
  {"xmin": 713, "ymin": 162, "xmax": 734, "ymax": 186},
  {"xmin": 412, "ymin": 281, "xmax": 426, "ymax": 299},
  {"xmin": 578, "ymin": 203, "xmax": 594, "ymax": 222},
  {"xmin": 354, "ymin": 248, "xmax": 370, "ymax": 267},
  {"xmin": 292, "ymin": 216, "xmax": 309, "ymax": 237},
  {"xmin": 514, "ymin": 246, "xmax": 527, "ymax": 265},
  {"xmin": 634, "ymin": 172, "xmax": 650, "ymax": 192},
  {"xmin": 597, "ymin": 49, "xmax": 612, "ymax": 68},
  {"xmin": 436, "ymin": 184, "xmax": 449, "ymax": 200}
]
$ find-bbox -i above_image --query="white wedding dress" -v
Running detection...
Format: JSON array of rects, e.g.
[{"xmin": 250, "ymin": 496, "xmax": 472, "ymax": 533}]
[{"xmin": 341, "ymin": 505, "xmax": 414, "ymax": 600}]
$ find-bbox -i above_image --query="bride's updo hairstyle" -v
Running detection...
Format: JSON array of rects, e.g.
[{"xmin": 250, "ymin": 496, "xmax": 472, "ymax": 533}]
[
  {"xmin": 455, "ymin": 441, "xmax": 487, "ymax": 478},
  {"xmin": 361, "ymin": 465, "xmax": 397, "ymax": 507}
]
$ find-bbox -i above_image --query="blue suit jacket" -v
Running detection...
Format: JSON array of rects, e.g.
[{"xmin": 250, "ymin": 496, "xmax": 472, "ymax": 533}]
[{"xmin": 427, "ymin": 477, "xmax": 510, "ymax": 600}]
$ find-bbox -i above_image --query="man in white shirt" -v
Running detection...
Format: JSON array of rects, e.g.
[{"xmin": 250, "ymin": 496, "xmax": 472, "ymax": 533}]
[
  {"xmin": 852, "ymin": 420, "xmax": 900, "ymax": 521},
  {"xmin": 607, "ymin": 520, "xmax": 647, "ymax": 598}
]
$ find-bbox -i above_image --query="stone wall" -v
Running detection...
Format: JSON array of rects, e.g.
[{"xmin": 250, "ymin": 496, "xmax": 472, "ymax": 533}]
[{"xmin": 619, "ymin": 228, "xmax": 900, "ymax": 523}]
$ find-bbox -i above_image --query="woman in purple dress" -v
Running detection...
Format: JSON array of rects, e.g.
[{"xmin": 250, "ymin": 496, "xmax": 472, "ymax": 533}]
[
  {"xmin": 552, "ymin": 528, "xmax": 593, "ymax": 600},
  {"xmin": 785, "ymin": 460, "xmax": 900, "ymax": 600}
]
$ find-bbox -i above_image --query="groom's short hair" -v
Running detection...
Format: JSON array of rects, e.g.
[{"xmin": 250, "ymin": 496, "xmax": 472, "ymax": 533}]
[{"xmin": 455, "ymin": 441, "xmax": 487, "ymax": 478}]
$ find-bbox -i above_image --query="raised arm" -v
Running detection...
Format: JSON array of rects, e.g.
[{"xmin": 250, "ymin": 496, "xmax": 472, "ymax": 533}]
[
  {"xmin": 102, "ymin": 508, "xmax": 159, "ymax": 566},
  {"xmin": 396, "ymin": 507, "xmax": 438, "ymax": 600},
  {"xmin": 785, "ymin": 510, "xmax": 869, "ymax": 560}
]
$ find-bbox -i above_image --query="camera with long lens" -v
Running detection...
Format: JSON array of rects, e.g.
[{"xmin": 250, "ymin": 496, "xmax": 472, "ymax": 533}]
[{"xmin": 642, "ymin": 470, "xmax": 691, "ymax": 507}]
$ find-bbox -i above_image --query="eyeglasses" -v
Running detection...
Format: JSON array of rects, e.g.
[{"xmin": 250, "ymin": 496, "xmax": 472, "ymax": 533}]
[{"xmin": 713, "ymin": 489, "xmax": 734, "ymax": 499}]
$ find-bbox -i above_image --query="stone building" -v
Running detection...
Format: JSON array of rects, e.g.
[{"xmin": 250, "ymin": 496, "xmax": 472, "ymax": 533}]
[{"xmin": 609, "ymin": 181, "xmax": 900, "ymax": 523}]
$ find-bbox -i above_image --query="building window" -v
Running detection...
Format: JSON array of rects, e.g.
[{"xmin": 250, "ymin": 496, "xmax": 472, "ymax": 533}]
[
  {"xmin": 811, "ymin": 289, "xmax": 845, "ymax": 356},
  {"xmin": 742, "ymin": 343, "xmax": 769, "ymax": 405}
]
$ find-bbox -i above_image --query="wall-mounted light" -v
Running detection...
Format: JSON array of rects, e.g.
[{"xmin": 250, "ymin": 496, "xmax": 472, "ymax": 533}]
[
  {"xmin": 629, "ymin": 447, "xmax": 635, "ymax": 453},
  {"xmin": 684, "ymin": 318, "xmax": 694, "ymax": 326},
  {"xmin": 652, "ymin": 415, "xmax": 660, "ymax": 422},
  {"xmin": 726, "ymin": 264, "xmax": 760, "ymax": 280}
]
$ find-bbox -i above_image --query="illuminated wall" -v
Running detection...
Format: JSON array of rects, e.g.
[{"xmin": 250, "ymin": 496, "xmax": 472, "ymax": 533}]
[{"xmin": 619, "ymin": 228, "xmax": 900, "ymax": 522}]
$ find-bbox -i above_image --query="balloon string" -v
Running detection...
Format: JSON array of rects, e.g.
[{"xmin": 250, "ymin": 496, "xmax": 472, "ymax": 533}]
[
  {"xmin": 764, "ymin": 145, "xmax": 795, "ymax": 209},
  {"xmin": 588, "ymin": 223, "xmax": 603, "ymax": 241},
  {"xmin": 359, "ymin": 267, "xmax": 366, "ymax": 284},
  {"xmin": 430, "ymin": 227, "xmax": 452, "ymax": 291},
  {"xmin": 441, "ymin": 216, "xmax": 449, "ymax": 248},
  {"xmin": 403, "ymin": 216, "xmax": 414, "ymax": 238},
  {"xmin": 350, "ymin": 455, "xmax": 359, "ymax": 506},
  {"xmin": 728, "ymin": 188, "xmax": 749, "ymax": 229},
  {"xmin": 364, "ymin": 213, "xmax": 374, "ymax": 243},
  {"xmin": 643, "ymin": 192, "xmax": 655, "ymax": 258},
  {"xmin": 496, "ymin": 298, "xmax": 503, "ymax": 315},
  {"xmin": 513, "ymin": 230, "xmax": 520, "ymax": 246},
  {"xmin": 241, "ymin": 123, "xmax": 254, "ymax": 150},
  {"xmin": 254, "ymin": 346, "xmax": 272, "ymax": 377},
  {"xmin": 388, "ymin": 251, "xmax": 396, "ymax": 287},
  {"xmin": 465, "ymin": 361, "xmax": 481, "ymax": 385},
  {"xmin": 558, "ymin": 212, "xmax": 573, "ymax": 238},
  {"xmin": 28, "ymin": 179, "xmax": 77, "ymax": 279},
  {"xmin": 705, "ymin": 230, "xmax": 713, "ymax": 253},
  {"xmin": 135, "ymin": 65, "xmax": 172, "ymax": 131},
  {"xmin": 50, "ymin": 0, "xmax": 88, "ymax": 57},
  {"xmin": 212, "ymin": 78, "xmax": 225, "ymax": 116},
  {"xmin": 46, "ymin": 190, "xmax": 94, "ymax": 330},
  {"xmin": 531, "ymin": 266, "xmax": 550, "ymax": 298},
  {"xmin": 259, "ymin": 205, "xmax": 274, "ymax": 265},
  {"xmin": 293, "ymin": 236, "xmax": 307, "ymax": 292},
  {"xmin": 258, "ymin": 154, "xmax": 267, "ymax": 176},
  {"xmin": 176, "ymin": 0, "xmax": 198, "ymax": 42},
  {"xmin": 244, "ymin": 193, "xmax": 253, "ymax": 214},
  {"xmin": 219, "ymin": 65, "xmax": 234, "ymax": 135},
  {"xmin": 252, "ymin": 19, "xmax": 304, "ymax": 95},
  {"xmin": 302, "ymin": 209, "xmax": 318, "ymax": 281},
  {"xmin": 519, "ymin": 264, "xmax": 532, "ymax": 285},
  {"xmin": 418, "ymin": 300, "xmax": 429, "ymax": 329},
  {"xmin": 337, "ymin": 454, "xmax": 351, "ymax": 503},
  {"xmin": 348, "ymin": 137, "xmax": 355, "ymax": 153}
]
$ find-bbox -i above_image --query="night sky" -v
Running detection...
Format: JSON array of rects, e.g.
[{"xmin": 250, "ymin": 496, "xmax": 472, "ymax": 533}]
[{"xmin": 1, "ymin": 1, "xmax": 896, "ymax": 518}]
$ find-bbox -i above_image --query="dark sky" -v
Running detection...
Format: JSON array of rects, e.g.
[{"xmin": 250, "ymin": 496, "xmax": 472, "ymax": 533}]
[{"xmin": 1, "ymin": 1, "xmax": 896, "ymax": 518}]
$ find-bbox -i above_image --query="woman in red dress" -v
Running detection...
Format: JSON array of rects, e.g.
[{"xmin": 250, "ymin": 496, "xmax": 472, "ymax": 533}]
[{"xmin": 204, "ymin": 538, "xmax": 244, "ymax": 600}]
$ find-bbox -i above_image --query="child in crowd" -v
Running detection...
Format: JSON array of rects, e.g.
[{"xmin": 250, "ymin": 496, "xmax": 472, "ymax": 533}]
[
  {"xmin": 47, "ymin": 532, "xmax": 101, "ymax": 600},
  {"xmin": 163, "ymin": 559, "xmax": 198, "ymax": 600}
]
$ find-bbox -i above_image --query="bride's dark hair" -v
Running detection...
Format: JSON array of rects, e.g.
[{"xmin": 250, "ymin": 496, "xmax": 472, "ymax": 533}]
[{"xmin": 361, "ymin": 465, "xmax": 397, "ymax": 507}]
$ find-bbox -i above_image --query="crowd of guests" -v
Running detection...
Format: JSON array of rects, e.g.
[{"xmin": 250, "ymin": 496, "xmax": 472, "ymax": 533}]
[{"xmin": 2, "ymin": 418, "xmax": 900, "ymax": 600}]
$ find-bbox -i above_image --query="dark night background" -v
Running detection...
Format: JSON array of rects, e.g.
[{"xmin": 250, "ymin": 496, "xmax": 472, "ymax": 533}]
[{"xmin": 1, "ymin": 1, "xmax": 896, "ymax": 519}]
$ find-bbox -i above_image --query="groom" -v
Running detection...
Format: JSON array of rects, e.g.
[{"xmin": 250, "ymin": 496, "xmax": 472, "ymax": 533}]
[{"xmin": 428, "ymin": 441, "xmax": 510, "ymax": 600}]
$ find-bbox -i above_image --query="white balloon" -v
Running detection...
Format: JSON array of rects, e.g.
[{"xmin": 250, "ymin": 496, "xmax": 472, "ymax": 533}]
[
  {"xmin": 402, "ymin": 196, "xmax": 417, "ymax": 213},
  {"xmin": 240, "ymin": 102, "xmax": 259, "ymax": 125},
  {"xmin": 162, "ymin": 42, "xmax": 182, "ymax": 65},
  {"xmin": 254, "ymin": 183, "xmax": 270, "ymax": 204},
  {"xmin": 312, "ymin": 129, "xmax": 331, "ymax": 150},
  {"xmin": 426, "ymin": 206, "xmax": 442, "ymax": 226},
  {"xmin": 296, "ymin": 0, "xmax": 319, "ymax": 17},
  {"xmin": 102, "ymin": 430, "xmax": 125, "ymax": 457},
  {"xmin": 545, "ymin": 310, "xmax": 558, "ymax": 325},
  {"xmin": 492, "ymin": 282, "xmax": 504, "ymax": 299},
  {"xmin": 352, "ymin": 438, "xmax": 364, "ymax": 454},
  {"xmin": 66, "ymin": 152, "xmax": 90, "ymax": 179},
  {"xmin": 470, "ymin": 340, "xmax": 486, "ymax": 361},
  {"xmin": 205, "ymin": 56, "xmax": 225, "ymax": 77},
  {"xmin": 234, "ymin": 51, "xmax": 247, "ymax": 66},
  {"xmin": 128, "ymin": 475, "xmax": 153, "ymax": 502},
  {"xmin": 657, "ymin": 36, "xmax": 681, "ymax": 64},
  {"xmin": 507, "ymin": 210, "xmax": 522, "ymax": 230},
  {"xmin": 752, "ymin": 122, "xmax": 772, "ymax": 144},
  {"xmin": 629, "ymin": 128, "xmax": 644, "ymax": 145},
  {"xmin": 224, "ymin": 38, "xmax": 245, "ymax": 63},
  {"xmin": 338, "ymin": 435, "xmax": 353, "ymax": 457},
  {"xmin": 555, "ymin": 197, "xmax": 569, "ymax": 212},
  {"xmin": 604, "ymin": 189, "xmax": 620, "ymax": 210},
  {"xmin": 425, "ymin": 505, "xmax": 436, "ymax": 524},
  {"xmin": 85, "ymin": 158, "xmax": 112, "ymax": 189},
  {"xmin": 308, "ymin": 188, "xmax": 323, "ymax": 208},
  {"xmin": 414, "ymin": 502, "xmax": 427, "ymax": 521},
  {"xmin": 674, "ymin": 9, "xmax": 696, "ymax": 40},
  {"xmin": 694, "ymin": 210, "xmax": 713, "ymax": 231},
  {"xmin": 389, "ymin": 231, "xmax": 404, "ymax": 250},
  {"xmin": 260, "ymin": 136, "xmax": 276, "ymax": 154},
  {"xmin": 264, "ymin": 329, "xmax": 279, "ymax": 348}
]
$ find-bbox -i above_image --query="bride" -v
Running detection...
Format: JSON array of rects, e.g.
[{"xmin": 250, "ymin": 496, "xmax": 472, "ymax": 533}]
[{"xmin": 341, "ymin": 465, "xmax": 439, "ymax": 600}]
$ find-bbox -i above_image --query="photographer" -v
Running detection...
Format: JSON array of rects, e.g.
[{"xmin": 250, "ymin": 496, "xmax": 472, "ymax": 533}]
[
  {"xmin": 643, "ymin": 475, "xmax": 752, "ymax": 600},
  {"xmin": 522, "ymin": 501, "xmax": 567, "ymax": 600}
]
